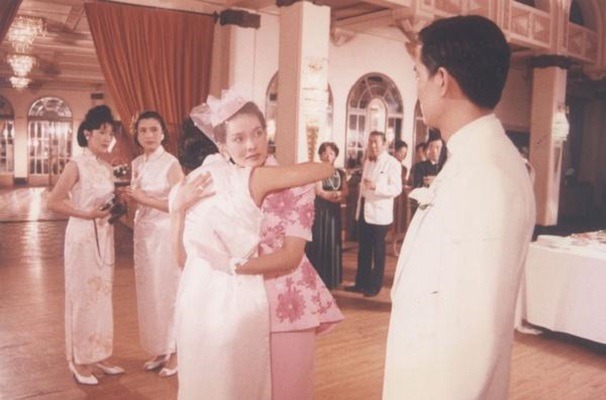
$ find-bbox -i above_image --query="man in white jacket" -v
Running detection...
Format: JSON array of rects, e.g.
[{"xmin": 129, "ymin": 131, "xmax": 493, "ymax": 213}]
[
  {"xmin": 347, "ymin": 131, "xmax": 402, "ymax": 297},
  {"xmin": 383, "ymin": 15, "xmax": 536, "ymax": 399}
]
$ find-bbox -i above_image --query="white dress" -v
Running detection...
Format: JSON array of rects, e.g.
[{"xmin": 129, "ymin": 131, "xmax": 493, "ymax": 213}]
[
  {"xmin": 64, "ymin": 149, "xmax": 115, "ymax": 364},
  {"xmin": 174, "ymin": 155, "xmax": 271, "ymax": 400},
  {"xmin": 132, "ymin": 146, "xmax": 181, "ymax": 356},
  {"xmin": 384, "ymin": 115, "xmax": 536, "ymax": 400}
]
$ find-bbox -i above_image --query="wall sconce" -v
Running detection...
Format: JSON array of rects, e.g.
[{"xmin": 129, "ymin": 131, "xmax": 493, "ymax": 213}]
[
  {"xmin": 302, "ymin": 57, "xmax": 328, "ymax": 161},
  {"xmin": 552, "ymin": 104, "xmax": 570, "ymax": 144}
]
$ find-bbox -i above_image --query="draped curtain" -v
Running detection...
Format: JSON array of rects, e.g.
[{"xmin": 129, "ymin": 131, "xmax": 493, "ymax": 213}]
[
  {"xmin": 0, "ymin": 0, "xmax": 23, "ymax": 45},
  {"xmin": 84, "ymin": 1, "xmax": 215, "ymax": 156}
]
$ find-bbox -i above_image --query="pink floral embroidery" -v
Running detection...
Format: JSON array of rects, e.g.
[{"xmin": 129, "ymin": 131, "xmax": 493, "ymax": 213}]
[
  {"xmin": 298, "ymin": 261, "xmax": 317, "ymax": 290},
  {"xmin": 264, "ymin": 191, "xmax": 296, "ymax": 221},
  {"xmin": 297, "ymin": 200, "xmax": 315, "ymax": 229},
  {"xmin": 310, "ymin": 292, "xmax": 333, "ymax": 315},
  {"xmin": 275, "ymin": 278, "xmax": 307, "ymax": 323}
]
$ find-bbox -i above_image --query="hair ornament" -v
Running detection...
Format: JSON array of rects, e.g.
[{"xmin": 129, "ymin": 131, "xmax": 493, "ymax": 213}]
[{"xmin": 190, "ymin": 89, "xmax": 248, "ymax": 144}]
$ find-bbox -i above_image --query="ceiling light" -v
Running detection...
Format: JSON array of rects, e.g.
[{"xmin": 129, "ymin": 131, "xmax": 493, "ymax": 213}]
[
  {"xmin": 9, "ymin": 76, "xmax": 31, "ymax": 90},
  {"xmin": 7, "ymin": 54, "xmax": 36, "ymax": 77},
  {"xmin": 7, "ymin": 16, "xmax": 46, "ymax": 53}
]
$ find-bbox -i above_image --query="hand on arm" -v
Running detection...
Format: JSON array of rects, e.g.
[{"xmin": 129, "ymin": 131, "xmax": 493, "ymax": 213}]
[{"xmin": 235, "ymin": 236, "xmax": 306, "ymax": 275}]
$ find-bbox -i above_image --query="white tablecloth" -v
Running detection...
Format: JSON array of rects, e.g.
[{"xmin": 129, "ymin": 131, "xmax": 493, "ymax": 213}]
[{"xmin": 523, "ymin": 240, "xmax": 606, "ymax": 344}]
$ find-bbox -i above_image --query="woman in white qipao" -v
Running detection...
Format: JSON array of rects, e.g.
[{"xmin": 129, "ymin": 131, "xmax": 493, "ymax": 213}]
[{"xmin": 170, "ymin": 91, "xmax": 334, "ymax": 400}]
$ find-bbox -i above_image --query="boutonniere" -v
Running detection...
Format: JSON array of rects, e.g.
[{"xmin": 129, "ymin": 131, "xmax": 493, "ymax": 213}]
[{"xmin": 409, "ymin": 187, "xmax": 436, "ymax": 210}]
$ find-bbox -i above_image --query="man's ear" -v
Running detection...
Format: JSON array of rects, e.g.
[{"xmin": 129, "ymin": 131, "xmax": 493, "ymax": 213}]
[{"xmin": 438, "ymin": 66, "xmax": 462, "ymax": 98}]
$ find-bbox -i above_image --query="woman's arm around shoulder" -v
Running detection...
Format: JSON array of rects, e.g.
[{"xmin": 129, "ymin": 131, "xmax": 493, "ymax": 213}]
[{"xmin": 250, "ymin": 162, "xmax": 334, "ymax": 205}]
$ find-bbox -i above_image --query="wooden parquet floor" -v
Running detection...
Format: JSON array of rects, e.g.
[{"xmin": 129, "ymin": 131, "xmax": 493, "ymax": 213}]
[{"xmin": 1, "ymin": 188, "xmax": 606, "ymax": 399}]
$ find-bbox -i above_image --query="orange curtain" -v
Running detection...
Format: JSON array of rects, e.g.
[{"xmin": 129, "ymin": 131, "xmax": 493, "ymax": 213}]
[
  {"xmin": 84, "ymin": 1, "xmax": 215, "ymax": 156},
  {"xmin": 0, "ymin": 0, "xmax": 22, "ymax": 44}
]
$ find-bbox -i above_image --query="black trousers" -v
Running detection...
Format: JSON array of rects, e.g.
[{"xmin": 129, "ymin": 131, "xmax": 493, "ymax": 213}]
[{"xmin": 355, "ymin": 201, "xmax": 390, "ymax": 294}]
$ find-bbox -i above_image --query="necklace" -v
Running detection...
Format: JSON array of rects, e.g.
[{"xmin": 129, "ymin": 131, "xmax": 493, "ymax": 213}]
[{"xmin": 325, "ymin": 170, "xmax": 341, "ymax": 191}]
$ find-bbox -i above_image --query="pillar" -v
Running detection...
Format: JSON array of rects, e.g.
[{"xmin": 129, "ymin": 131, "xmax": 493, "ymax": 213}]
[
  {"xmin": 276, "ymin": 1, "xmax": 331, "ymax": 164},
  {"xmin": 529, "ymin": 56, "xmax": 570, "ymax": 226}
]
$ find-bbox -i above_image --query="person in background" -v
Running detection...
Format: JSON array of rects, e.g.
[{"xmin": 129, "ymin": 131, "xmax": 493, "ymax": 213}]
[
  {"xmin": 121, "ymin": 111, "xmax": 183, "ymax": 377},
  {"xmin": 306, "ymin": 141, "xmax": 349, "ymax": 289},
  {"xmin": 383, "ymin": 15, "xmax": 536, "ymax": 399},
  {"xmin": 346, "ymin": 131, "xmax": 402, "ymax": 297},
  {"xmin": 411, "ymin": 129, "xmax": 443, "ymax": 188},
  {"xmin": 47, "ymin": 105, "xmax": 124, "ymax": 385},
  {"xmin": 391, "ymin": 140, "xmax": 409, "ymax": 255},
  {"xmin": 413, "ymin": 142, "xmax": 427, "ymax": 164}
]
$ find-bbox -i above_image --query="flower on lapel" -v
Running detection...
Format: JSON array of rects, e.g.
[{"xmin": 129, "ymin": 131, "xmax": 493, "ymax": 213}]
[{"xmin": 409, "ymin": 187, "xmax": 436, "ymax": 210}]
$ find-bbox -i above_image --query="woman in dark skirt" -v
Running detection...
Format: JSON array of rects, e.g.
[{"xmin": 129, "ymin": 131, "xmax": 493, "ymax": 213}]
[{"xmin": 306, "ymin": 142, "xmax": 348, "ymax": 289}]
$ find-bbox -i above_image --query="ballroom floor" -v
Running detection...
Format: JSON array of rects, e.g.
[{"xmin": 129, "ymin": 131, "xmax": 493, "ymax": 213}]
[{"xmin": 1, "ymin": 187, "xmax": 605, "ymax": 399}]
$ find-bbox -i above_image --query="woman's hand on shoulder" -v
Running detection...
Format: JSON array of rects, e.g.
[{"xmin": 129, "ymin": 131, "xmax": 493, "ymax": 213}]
[{"xmin": 172, "ymin": 172, "xmax": 215, "ymax": 213}]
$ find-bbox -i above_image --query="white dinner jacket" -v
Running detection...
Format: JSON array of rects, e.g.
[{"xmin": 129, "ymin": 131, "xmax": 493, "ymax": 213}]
[{"xmin": 355, "ymin": 151, "xmax": 402, "ymax": 225}]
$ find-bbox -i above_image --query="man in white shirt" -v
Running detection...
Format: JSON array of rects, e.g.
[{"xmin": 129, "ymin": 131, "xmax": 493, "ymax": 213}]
[
  {"xmin": 383, "ymin": 15, "xmax": 535, "ymax": 400},
  {"xmin": 346, "ymin": 131, "xmax": 402, "ymax": 297}
]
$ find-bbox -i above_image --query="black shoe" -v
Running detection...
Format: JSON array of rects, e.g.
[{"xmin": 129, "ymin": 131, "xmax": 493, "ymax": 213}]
[
  {"xmin": 344, "ymin": 285, "xmax": 364, "ymax": 293},
  {"xmin": 363, "ymin": 289, "xmax": 380, "ymax": 297}
]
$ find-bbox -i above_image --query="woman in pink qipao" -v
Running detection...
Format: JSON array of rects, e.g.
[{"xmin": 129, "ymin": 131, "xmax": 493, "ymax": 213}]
[
  {"xmin": 189, "ymin": 90, "xmax": 344, "ymax": 400},
  {"xmin": 171, "ymin": 90, "xmax": 335, "ymax": 400}
]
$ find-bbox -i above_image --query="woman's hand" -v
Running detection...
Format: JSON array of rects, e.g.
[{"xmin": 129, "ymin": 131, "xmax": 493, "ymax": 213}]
[
  {"xmin": 89, "ymin": 207, "xmax": 111, "ymax": 220},
  {"xmin": 172, "ymin": 172, "xmax": 215, "ymax": 213},
  {"xmin": 121, "ymin": 186, "xmax": 147, "ymax": 204}
]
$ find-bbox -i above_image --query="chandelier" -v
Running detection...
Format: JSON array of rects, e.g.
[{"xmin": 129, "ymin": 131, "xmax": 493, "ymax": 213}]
[
  {"xmin": 7, "ymin": 54, "xmax": 37, "ymax": 77},
  {"xmin": 9, "ymin": 76, "xmax": 31, "ymax": 90},
  {"xmin": 7, "ymin": 16, "xmax": 46, "ymax": 53}
]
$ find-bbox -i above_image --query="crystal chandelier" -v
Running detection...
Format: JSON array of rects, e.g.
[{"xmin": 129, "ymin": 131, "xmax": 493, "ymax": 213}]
[
  {"xmin": 7, "ymin": 54, "xmax": 37, "ymax": 77},
  {"xmin": 9, "ymin": 76, "xmax": 31, "ymax": 90},
  {"xmin": 7, "ymin": 16, "xmax": 46, "ymax": 53}
]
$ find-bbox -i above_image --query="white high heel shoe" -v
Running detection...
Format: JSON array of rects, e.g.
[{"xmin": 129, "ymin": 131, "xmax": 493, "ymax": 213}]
[
  {"xmin": 159, "ymin": 365, "xmax": 178, "ymax": 378},
  {"xmin": 68, "ymin": 362, "xmax": 99, "ymax": 385},
  {"xmin": 95, "ymin": 362, "xmax": 125, "ymax": 375},
  {"xmin": 143, "ymin": 355, "xmax": 168, "ymax": 371}
]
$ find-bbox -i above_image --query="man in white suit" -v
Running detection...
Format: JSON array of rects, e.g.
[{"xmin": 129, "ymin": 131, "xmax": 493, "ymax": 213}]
[
  {"xmin": 383, "ymin": 15, "xmax": 535, "ymax": 399},
  {"xmin": 346, "ymin": 131, "xmax": 402, "ymax": 297}
]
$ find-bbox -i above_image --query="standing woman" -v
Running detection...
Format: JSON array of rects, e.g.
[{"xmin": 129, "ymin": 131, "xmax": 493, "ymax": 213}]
[
  {"xmin": 47, "ymin": 105, "xmax": 124, "ymax": 385},
  {"xmin": 305, "ymin": 142, "xmax": 348, "ymax": 289},
  {"xmin": 122, "ymin": 111, "xmax": 183, "ymax": 377}
]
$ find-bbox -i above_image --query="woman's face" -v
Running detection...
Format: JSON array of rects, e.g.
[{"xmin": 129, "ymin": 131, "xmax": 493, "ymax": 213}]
[
  {"xmin": 320, "ymin": 147, "xmax": 336, "ymax": 165},
  {"xmin": 86, "ymin": 122, "xmax": 114, "ymax": 155},
  {"xmin": 222, "ymin": 113, "xmax": 268, "ymax": 168},
  {"xmin": 137, "ymin": 118, "xmax": 164, "ymax": 154}
]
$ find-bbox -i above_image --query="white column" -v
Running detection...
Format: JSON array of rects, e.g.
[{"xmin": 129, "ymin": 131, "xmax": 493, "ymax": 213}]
[
  {"xmin": 276, "ymin": 2, "xmax": 330, "ymax": 164},
  {"xmin": 529, "ymin": 66, "xmax": 568, "ymax": 226}
]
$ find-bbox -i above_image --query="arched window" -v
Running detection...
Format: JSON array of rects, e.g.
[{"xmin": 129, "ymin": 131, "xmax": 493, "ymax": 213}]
[
  {"xmin": 0, "ymin": 96, "xmax": 15, "ymax": 174},
  {"xmin": 412, "ymin": 101, "xmax": 429, "ymax": 161},
  {"xmin": 27, "ymin": 97, "xmax": 73, "ymax": 185},
  {"xmin": 265, "ymin": 72, "xmax": 334, "ymax": 155},
  {"xmin": 345, "ymin": 73, "xmax": 403, "ymax": 170}
]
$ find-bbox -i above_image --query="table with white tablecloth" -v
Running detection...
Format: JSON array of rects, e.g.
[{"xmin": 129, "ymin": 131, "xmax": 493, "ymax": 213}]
[{"xmin": 522, "ymin": 234, "xmax": 606, "ymax": 344}]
